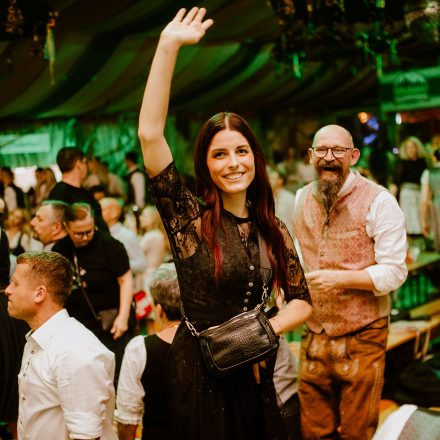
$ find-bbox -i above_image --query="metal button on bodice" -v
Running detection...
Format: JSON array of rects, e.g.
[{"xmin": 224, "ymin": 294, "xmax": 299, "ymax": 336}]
[
  {"xmin": 248, "ymin": 282, "xmax": 253, "ymax": 287},
  {"xmin": 243, "ymin": 307, "xmax": 248, "ymax": 311},
  {"xmin": 244, "ymin": 299, "xmax": 249, "ymax": 304},
  {"xmin": 246, "ymin": 291, "xmax": 252, "ymax": 296},
  {"xmin": 250, "ymin": 265, "xmax": 255, "ymax": 270}
]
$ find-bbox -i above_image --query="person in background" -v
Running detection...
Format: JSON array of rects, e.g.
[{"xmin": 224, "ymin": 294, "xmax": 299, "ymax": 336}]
[
  {"xmin": 421, "ymin": 149, "xmax": 440, "ymax": 252},
  {"xmin": 125, "ymin": 151, "xmax": 147, "ymax": 211},
  {"xmin": 391, "ymin": 136, "xmax": 427, "ymax": 236},
  {"xmin": 138, "ymin": 8, "xmax": 312, "ymax": 439},
  {"xmin": 5, "ymin": 250, "xmax": 116, "ymax": 440},
  {"xmin": 84, "ymin": 156, "xmax": 126, "ymax": 199},
  {"xmin": 0, "ymin": 221, "xmax": 28, "ymax": 440},
  {"xmin": 116, "ymin": 263, "xmax": 181, "ymax": 440},
  {"xmin": 294, "ymin": 124, "xmax": 407, "ymax": 439},
  {"xmin": 267, "ymin": 163, "xmax": 296, "ymax": 238},
  {"xmin": 100, "ymin": 197, "xmax": 147, "ymax": 291},
  {"xmin": 0, "ymin": 167, "xmax": 26, "ymax": 212},
  {"xmin": 139, "ymin": 205, "xmax": 170, "ymax": 275},
  {"xmin": 5, "ymin": 208, "xmax": 40, "ymax": 256},
  {"xmin": 49, "ymin": 147, "xmax": 109, "ymax": 232},
  {"xmin": 30, "ymin": 200, "xmax": 68, "ymax": 250},
  {"xmin": 53, "ymin": 202, "xmax": 135, "ymax": 383},
  {"xmin": 39, "ymin": 167, "xmax": 57, "ymax": 203},
  {"xmin": 89, "ymin": 184, "xmax": 107, "ymax": 201}
]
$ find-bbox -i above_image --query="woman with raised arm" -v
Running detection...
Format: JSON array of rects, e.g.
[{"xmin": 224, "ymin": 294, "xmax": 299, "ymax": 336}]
[{"xmin": 138, "ymin": 8, "xmax": 312, "ymax": 440}]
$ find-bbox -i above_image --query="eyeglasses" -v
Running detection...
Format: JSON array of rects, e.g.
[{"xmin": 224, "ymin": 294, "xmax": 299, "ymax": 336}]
[{"xmin": 312, "ymin": 147, "xmax": 353, "ymax": 159}]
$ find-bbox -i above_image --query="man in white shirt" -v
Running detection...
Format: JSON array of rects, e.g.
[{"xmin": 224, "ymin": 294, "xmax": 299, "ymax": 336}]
[
  {"xmin": 5, "ymin": 250, "xmax": 117, "ymax": 440},
  {"xmin": 293, "ymin": 125, "xmax": 407, "ymax": 439},
  {"xmin": 30, "ymin": 200, "xmax": 68, "ymax": 250}
]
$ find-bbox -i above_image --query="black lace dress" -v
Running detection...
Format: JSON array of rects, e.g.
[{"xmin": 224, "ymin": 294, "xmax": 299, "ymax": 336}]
[{"xmin": 148, "ymin": 162, "xmax": 310, "ymax": 440}]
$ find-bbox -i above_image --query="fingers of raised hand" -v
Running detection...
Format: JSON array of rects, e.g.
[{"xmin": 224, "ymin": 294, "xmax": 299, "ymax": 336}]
[
  {"xmin": 173, "ymin": 8, "xmax": 186, "ymax": 22},
  {"xmin": 182, "ymin": 7, "xmax": 200, "ymax": 24}
]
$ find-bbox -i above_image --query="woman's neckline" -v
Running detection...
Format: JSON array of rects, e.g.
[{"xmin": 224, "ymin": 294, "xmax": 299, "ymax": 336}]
[{"xmin": 222, "ymin": 208, "xmax": 252, "ymax": 223}]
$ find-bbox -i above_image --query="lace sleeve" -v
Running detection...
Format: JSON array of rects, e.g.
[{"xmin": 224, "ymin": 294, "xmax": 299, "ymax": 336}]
[
  {"xmin": 277, "ymin": 218, "xmax": 311, "ymax": 304},
  {"xmin": 147, "ymin": 162, "xmax": 201, "ymax": 259}
]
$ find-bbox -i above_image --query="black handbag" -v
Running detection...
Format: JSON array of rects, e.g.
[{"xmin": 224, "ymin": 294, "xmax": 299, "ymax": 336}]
[
  {"xmin": 183, "ymin": 232, "xmax": 280, "ymax": 377},
  {"xmin": 73, "ymin": 253, "xmax": 118, "ymax": 332}
]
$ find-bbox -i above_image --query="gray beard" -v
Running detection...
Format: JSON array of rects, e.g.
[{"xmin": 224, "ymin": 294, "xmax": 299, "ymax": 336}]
[{"xmin": 317, "ymin": 174, "xmax": 344, "ymax": 212}]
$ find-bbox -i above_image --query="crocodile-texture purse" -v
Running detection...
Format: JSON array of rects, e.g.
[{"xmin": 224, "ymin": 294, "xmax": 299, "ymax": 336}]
[{"xmin": 183, "ymin": 232, "xmax": 279, "ymax": 377}]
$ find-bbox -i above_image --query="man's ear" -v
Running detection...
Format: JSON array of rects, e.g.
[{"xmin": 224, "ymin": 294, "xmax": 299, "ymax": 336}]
[
  {"xmin": 350, "ymin": 148, "xmax": 361, "ymax": 166},
  {"xmin": 33, "ymin": 285, "xmax": 48, "ymax": 304},
  {"xmin": 308, "ymin": 148, "xmax": 314, "ymax": 164}
]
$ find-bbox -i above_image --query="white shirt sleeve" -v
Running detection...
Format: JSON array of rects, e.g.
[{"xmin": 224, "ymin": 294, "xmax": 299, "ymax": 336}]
[
  {"xmin": 364, "ymin": 191, "xmax": 408, "ymax": 295},
  {"xmin": 115, "ymin": 335, "xmax": 147, "ymax": 425},
  {"xmin": 55, "ymin": 345, "xmax": 116, "ymax": 438},
  {"xmin": 131, "ymin": 172, "xmax": 146, "ymax": 209}
]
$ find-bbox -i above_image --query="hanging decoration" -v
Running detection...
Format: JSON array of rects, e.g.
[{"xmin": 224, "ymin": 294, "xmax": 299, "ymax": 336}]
[
  {"xmin": 1, "ymin": 0, "xmax": 58, "ymax": 83},
  {"xmin": 268, "ymin": 0, "xmax": 440, "ymax": 79}
]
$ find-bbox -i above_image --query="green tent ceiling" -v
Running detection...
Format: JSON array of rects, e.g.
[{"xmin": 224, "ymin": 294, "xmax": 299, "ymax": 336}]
[{"xmin": 0, "ymin": 0, "xmax": 439, "ymax": 121}]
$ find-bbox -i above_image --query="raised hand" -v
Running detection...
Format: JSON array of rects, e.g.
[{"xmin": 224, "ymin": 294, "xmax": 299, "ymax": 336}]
[{"xmin": 161, "ymin": 7, "xmax": 214, "ymax": 46}]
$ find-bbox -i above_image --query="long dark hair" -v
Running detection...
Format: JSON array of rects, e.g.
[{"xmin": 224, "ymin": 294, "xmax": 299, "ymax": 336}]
[{"xmin": 194, "ymin": 112, "xmax": 287, "ymax": 290}]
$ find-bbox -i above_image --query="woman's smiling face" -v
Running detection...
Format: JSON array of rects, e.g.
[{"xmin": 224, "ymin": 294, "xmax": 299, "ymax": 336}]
[{"xmin": 206, "ymin": 129, "xmax": 255, "ymax": 197}]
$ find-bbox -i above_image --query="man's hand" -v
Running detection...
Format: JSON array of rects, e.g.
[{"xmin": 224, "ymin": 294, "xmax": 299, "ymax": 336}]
[
  {"xmin": 111, "ymin": 314, "xmax": 129, "ymax": 340},
  {"xmin": 305, "ymin": 270, "xmax": 345, "ymax": 294}
]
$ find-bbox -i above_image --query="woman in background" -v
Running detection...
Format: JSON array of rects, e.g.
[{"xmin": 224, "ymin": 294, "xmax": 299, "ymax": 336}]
[{"xmin": 392, "ymin": 136, "xmax": 427, "ymax": 236}]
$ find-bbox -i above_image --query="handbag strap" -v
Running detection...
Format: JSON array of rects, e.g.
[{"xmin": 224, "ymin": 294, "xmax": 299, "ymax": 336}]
[
  {"xmin": 73, "ymin": 252, "xmax": 100, "ymax": 321},
  {"xmin": 183, "ymin": 230, "xmax": 272, "ymax": 337}
]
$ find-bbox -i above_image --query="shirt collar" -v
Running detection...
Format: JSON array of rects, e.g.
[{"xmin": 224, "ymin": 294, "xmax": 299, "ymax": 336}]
[
  {"xmin": 28, "ymin": 309, "xmax": 69, "ymax": 350},
  {"xmin": 338, "ymin": 169, "xmax": 356, "ymax": 195}
]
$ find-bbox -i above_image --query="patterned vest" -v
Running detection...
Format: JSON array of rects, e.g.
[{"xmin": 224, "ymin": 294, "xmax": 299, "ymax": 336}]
[{"xmin": 294, "ymin": 173, "xmax": 386, "ymax": 336}]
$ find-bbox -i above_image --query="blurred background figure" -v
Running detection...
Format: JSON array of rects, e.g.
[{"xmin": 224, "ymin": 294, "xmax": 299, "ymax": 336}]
[
  {"xmin": 124, "ymin": 152, "xmax": 146, "ymax": 211},
  {"xmin": 421, "ymin": 149, "xmax": 440, "ymax": 252},
  {"xmin": 116, "ymin": 263, "xmax": 181, "ymax": 440},
  {"xmin": 392, "ymin": 136, "xmax": 427, "ymax": 236},
  {"xmin": 0, "ymin": 208, "xmax": 28, "ymax": 440},
  {"xmin": 4, "ymin": 208, "xmax": 40, "ymax": 256},
  {"xmin": 139, "ymin": 205, "xmax": 171, "ymax": 275},
  {"xmin": 0, "ymin": 167, "xmax": 26, "ymax": 212},
  {"xmin": 84, "ymin": 156, "xmax": 126, "ymax": 199},
  {"xmin": 267, "ymin": 164, "xmax": 296, "ymax": 238},
  {"xmin": 100, "ymin": 197, "xmax": 147, "ymax": 292},
  {"xmin": 39, "ymin": 167, "xmax": 57, "ymax": 203}
]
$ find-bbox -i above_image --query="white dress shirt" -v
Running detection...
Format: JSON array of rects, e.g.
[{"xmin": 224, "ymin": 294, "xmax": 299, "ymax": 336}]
[
  {"xmin": 115, "ymin": 335, "xmax": 147, "ymax": 425},
  {"xmin": 18, "ymin": 309, "xmax": 117, "ymax": 440},
  {"xmin": 295, "ymin": 170, "xmax": 408, "ymax": 295}
]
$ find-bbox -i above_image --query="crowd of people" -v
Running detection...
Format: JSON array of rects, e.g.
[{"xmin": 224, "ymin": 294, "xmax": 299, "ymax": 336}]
[{"xmin": 0, "ymin": 6, "xmax": 439, "ymax": 440}]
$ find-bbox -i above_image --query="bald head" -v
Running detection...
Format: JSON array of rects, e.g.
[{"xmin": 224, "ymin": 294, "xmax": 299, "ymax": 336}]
[
  {"xmin": 99, "ymin": 197, "xmax": 123, "ymax": 227},
  {"xmin": 312, "ymin": 125, "xmax": 354, "ymax": 150}
]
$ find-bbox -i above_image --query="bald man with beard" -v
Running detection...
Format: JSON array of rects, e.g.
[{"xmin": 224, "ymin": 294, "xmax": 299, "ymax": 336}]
[{"xmin": 293, "ymin": 125, "xmax": 408, "ymax": 439}]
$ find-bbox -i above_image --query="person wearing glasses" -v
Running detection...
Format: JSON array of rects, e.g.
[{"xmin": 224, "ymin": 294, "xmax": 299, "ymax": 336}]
[
  {"xmin": 53, "ymin": 202, "xmax": 135, "ymax": 385},
  {"xmin": 293, "ymin": 125, "xmax": 408, "ymax": 439}
]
